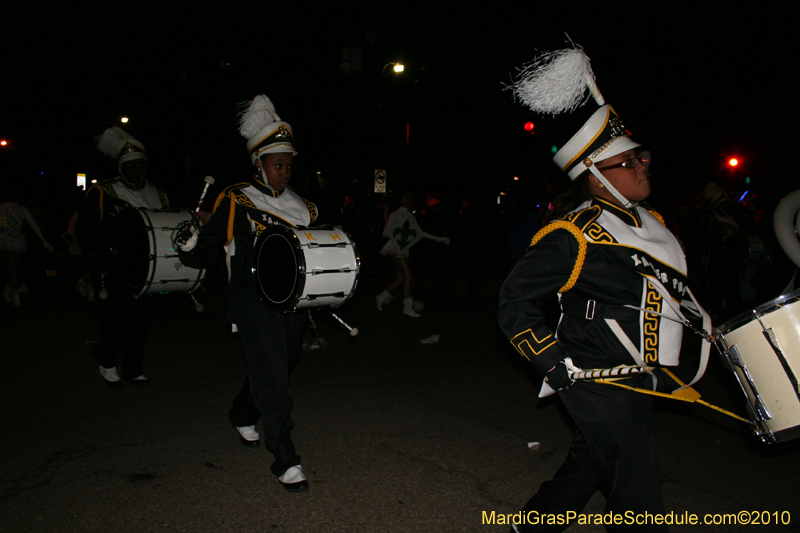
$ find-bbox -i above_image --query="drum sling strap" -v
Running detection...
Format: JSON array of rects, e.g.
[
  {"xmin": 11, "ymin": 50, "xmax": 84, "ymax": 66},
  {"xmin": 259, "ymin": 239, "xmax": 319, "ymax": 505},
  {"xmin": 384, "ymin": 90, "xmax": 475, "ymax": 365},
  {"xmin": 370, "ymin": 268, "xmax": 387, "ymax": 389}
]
[
  {"xmin": 593, "ymin": 368, "xmax": 752, "ymax": 425},
  {"xmin": 564, "ymin": 283, "xmax": 752, "ymax": 426}
]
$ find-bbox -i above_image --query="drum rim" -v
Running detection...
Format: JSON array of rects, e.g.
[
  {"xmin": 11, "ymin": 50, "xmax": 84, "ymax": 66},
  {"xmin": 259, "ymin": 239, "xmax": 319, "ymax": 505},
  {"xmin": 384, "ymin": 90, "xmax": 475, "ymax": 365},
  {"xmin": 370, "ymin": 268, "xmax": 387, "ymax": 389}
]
[{"xmin": 717, "ymin": 287, "xmax": 800, "ymax": 333}]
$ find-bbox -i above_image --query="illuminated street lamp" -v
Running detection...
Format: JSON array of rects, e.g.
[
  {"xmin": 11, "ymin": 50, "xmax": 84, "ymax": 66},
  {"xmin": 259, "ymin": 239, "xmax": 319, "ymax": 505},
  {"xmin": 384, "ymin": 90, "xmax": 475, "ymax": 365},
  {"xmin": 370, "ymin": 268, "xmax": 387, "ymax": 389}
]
[
  {"xmin": 381, "ymin": 61, "xmax": 405, "ymax": 77},
  {"xmin": 120, "ymin": 117, "xmax": 129, "ymax": 124}
]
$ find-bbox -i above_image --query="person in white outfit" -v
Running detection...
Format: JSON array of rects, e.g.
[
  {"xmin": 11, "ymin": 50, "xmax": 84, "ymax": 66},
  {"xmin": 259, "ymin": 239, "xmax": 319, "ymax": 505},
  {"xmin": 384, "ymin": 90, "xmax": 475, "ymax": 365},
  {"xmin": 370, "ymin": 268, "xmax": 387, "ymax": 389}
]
[
  {"xmin": 1, "ymin": 189, "xmax": 55, "ymax": 307},
  {"xmin": 376, "ymin": 193, "xmax": 449, "ymax": 317}
]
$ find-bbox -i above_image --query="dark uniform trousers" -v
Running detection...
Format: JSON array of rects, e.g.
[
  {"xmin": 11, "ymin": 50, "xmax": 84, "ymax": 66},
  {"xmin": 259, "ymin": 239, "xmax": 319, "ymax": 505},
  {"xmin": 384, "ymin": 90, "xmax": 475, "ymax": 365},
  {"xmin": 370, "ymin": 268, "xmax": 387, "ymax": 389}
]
[
  {"xmin": 92, "ymin": 282, "xmax": 155, "ymax": 380},
  {"xmin": 229, "ymin": 310, "xmax": 307, "ymax": 477},
  {"xmin": 516, "ymin": 375, "xmax": 667, "ymax": 533}
]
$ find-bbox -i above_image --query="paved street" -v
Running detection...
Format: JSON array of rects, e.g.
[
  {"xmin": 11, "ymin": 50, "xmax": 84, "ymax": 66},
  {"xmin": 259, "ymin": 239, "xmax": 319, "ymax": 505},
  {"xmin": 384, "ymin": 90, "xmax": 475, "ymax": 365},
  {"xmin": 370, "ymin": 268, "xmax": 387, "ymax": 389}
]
[{"xmin": 2, "ymin": 260, "xmax": 799, "ymax": 532}]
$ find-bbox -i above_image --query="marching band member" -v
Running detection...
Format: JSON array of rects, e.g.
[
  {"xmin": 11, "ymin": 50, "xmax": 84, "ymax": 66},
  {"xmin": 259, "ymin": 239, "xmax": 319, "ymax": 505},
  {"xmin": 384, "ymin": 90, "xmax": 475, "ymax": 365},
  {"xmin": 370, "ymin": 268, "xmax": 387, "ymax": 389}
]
[
  {"xmin": 178, "ymin": 95, "xmax": 317, "ymax": 492},
  {"xmin": 76, "ymin": 127, "xmax": 168, "ymax": 388},
  {"xmin": 498, "ymin": 47, "xmax": 706, "ymax": 532}
]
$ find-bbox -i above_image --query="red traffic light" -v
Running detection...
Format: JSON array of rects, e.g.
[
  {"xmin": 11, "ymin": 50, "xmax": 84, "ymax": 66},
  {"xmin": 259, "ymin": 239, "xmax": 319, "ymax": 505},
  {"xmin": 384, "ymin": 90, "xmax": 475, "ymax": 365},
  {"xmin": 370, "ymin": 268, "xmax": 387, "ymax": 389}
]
[{"xmin": 523, "ymin": 121, "xmax": 534, "ymax": 134}]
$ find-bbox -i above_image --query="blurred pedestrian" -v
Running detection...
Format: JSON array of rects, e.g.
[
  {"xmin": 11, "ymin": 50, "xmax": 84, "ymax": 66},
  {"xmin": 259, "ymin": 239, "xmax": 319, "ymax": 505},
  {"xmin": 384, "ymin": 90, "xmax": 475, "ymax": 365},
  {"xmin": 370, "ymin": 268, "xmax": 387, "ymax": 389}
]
[
  {"xmin": 376, "ymin": 193, "xmax": 449, "ymax": 317},
  {"xmin": 1, "ymin": 187, "xmax": 55, "ymax": 307}
]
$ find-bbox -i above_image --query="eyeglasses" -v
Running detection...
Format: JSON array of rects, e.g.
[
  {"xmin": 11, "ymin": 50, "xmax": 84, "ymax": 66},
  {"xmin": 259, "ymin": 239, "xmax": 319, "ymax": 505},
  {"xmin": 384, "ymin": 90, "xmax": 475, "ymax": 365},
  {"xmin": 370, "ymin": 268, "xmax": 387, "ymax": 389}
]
[{"xmin": 597, "ymin": 151, "xmax": 651, "ymax": 171}]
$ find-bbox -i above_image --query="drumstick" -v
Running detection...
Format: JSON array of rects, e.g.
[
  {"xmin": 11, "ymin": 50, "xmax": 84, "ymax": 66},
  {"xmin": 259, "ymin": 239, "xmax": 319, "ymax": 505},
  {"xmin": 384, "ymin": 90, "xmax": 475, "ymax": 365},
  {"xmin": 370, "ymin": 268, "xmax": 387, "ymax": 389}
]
[
  {"xmin": 328, "ymin": 310, "xmax": 359, "ymax": 336},
  {"xmin": 195, "ymin": 176, "xmax": 215, "ymax": 213},
  {"xmin": 189, "ymin": 292, "xmax": 204, "ymax": 313},
  {"xmin": 570, "ymin": 365, "xmax": 654, "ymax": 380},
  {"xmin": 98, "ymin": 273, "xmax": 108, "ymax": 300}
]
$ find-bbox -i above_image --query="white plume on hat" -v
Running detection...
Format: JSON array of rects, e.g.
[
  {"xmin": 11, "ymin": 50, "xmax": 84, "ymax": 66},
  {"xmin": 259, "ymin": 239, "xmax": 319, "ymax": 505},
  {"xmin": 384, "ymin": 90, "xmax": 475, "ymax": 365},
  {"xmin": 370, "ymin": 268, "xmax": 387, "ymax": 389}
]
[
  {"xmin": 509, "ymin": 44, "xmax": 640, "ymax": 208},
  {"xmin": 509, "ymin": 47, "xmax": 605, "ymax": 115},
  {"xmin": 96, "ymin": 126, "xmax": 146, "ymax": 163},
  {"xmin": 238, "ymin": 94, "xmax": 297, "ymax": 164},
  {"xmin": 238, "ymin": 94, "xmax": 281, "ymax": 140}
]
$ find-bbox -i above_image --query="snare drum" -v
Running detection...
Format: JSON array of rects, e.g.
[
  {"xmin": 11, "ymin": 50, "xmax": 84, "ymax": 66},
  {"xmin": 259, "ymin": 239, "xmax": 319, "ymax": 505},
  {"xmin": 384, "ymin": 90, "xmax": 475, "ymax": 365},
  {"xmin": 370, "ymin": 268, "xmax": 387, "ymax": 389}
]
[
  {"xmin": 253, "ymin": 225, "xmax": 359, "ymax": 312},
  {"xmin": 715, "ymin": 289, "xmax": 800, "ymax": 443},
  {"xmin": 113, "ymin": 208, "xmax": 206, "ymax": 297}
]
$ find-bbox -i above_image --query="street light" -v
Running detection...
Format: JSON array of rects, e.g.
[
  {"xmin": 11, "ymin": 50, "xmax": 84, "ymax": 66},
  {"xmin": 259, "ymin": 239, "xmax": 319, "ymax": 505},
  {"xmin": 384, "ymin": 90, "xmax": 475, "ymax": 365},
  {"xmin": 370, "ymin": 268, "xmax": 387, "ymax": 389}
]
[{"xmin": 381, "ymin": 61, "xmax": 405, "ymax": 77}]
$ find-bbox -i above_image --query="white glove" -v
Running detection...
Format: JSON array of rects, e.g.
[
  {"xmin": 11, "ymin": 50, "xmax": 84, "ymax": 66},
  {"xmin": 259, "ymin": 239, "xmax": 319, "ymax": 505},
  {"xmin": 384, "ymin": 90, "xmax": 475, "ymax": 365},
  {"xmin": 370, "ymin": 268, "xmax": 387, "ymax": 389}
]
[
  {"xmin": 438, "ymin": 237, "xmax": 450, "ymax": 245},
  {"xmin": 43, "ymin": 241, "xmax": 55, "ymax": 252},
  {"xmin": 178, "ymin": 226, "xmax": 199, "ymax": 252}
]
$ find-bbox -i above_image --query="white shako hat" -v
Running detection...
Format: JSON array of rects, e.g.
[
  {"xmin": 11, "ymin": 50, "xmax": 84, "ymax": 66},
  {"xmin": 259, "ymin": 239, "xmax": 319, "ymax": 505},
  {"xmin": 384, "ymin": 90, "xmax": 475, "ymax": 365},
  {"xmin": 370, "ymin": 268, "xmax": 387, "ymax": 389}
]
[
  {"xmin": 238, "ymin": 94, "xmax": 297, "ymax": 164},
  {"xmin": 509, "ymin": 46, "xmax": 641, "ymax": 207},
  {"xmin": 554, "ymin": 105, "xmax": 640, "ymax": 180},
  {"xmin": 96, "ymin": 126, "xmax": 146, "ymax": 163}
]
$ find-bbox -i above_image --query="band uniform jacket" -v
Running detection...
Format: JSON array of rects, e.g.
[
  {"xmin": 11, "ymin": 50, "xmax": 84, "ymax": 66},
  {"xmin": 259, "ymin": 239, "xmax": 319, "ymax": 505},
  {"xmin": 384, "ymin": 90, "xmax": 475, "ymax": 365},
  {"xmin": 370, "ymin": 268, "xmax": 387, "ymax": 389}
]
[
  {"xmin": 180, "ymin": 180, "xmax": 317, "ymax": 324},
  {"xmin": 498, "ymin": 197, "xmax": 689, "ymax": 379}
]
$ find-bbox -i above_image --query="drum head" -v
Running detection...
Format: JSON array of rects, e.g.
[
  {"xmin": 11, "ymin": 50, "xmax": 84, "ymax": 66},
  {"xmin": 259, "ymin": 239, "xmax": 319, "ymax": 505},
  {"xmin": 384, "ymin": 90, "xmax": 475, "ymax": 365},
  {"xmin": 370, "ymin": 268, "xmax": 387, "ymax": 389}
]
[
  {"xmin": 114, "ymin": 209, "xmax": 150, "ymax": 294},
  {"xmin": 254, "ymin": 228, "xmax": 304, "ymax": 311}
]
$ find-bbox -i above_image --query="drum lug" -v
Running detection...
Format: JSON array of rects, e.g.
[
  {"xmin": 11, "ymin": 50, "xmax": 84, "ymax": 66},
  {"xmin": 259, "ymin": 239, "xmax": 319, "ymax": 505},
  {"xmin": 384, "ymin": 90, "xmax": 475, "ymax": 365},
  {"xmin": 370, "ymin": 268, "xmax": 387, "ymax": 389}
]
[
  {"xmin": 743, "ymin": 390, "xmax": 773, "ymax": 424},
  {"xmin": 728, "ymin": 345, "xmax": 744, "ymax": 368},
  {"xmin": 728, "ymin": 344, "xmax": 773, "ymax": 423},
  {"xmin": 760, "ymin": 327, "xmax": 800, "ymax": 397}
]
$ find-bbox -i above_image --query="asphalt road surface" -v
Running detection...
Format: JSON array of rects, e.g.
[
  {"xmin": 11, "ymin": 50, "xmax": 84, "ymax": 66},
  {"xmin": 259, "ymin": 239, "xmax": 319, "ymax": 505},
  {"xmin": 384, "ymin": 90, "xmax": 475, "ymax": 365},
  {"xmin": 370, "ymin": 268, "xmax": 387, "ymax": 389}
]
[{"xmin": 2, "ymin": 260, "xmax": 799, "ymax": 532}]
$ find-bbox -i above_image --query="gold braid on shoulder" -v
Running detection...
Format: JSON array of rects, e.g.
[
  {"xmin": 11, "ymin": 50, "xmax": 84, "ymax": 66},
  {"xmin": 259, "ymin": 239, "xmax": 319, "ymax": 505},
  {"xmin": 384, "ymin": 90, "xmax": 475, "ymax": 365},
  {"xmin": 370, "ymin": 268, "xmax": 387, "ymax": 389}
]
[
  {"xmin": 210, "ymin": 191, "xmax": 238, "ymax": 246},
  {"xmin": 225, "ymin": 196, "xmax": 236, "ymax": 246},
  {"xmin": 530, "ymin": 221, "xmax": 587, "ymax": 293},
  {"xmin": 645, "ymin": 209, "xmax": 666, "ymax": 226}
]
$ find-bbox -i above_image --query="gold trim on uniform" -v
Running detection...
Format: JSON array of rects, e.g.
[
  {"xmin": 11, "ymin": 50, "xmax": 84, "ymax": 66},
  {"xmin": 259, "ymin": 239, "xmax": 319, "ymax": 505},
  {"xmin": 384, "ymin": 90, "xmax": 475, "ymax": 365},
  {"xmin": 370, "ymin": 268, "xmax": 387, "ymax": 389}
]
[
  {"xmin": 303, "ymin": 197, "xmax": 318, "ymax": 223},
  {"xmin": 645, "ymin": 209, "xmax": 666, "ymax": 226},
  {"xmin": 531, "ymin": 220, "xmax": 588, "ymax": 293},
  {"xmin": 586, "ymin": 223, "xmax": 615, "ymax": 243},
  {"xmin": 562, "ymin": 109, "xmax": 611, "ymax": 172},
  {"xmin": 594, "ymin": 197, "xmax": 641, "ymax": 227},
  {"xmin": 510, "ymin": 329, "xmax": 558, "ymax": 361},
  {"xmin": 642, "ymin": 284, "xmax": 662, "ymax": 363}
]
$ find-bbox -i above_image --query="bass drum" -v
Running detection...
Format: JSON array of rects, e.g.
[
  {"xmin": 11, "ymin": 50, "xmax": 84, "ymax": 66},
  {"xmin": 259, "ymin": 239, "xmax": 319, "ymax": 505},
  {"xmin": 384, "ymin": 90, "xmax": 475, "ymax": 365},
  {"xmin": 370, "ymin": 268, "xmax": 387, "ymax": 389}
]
[
  {"xmin": 113, "ymin": 208, "xmax": 205, "ymax": 297},
  {"xmin": 715, "ymin": 288, "xmax": 800, "ymax": 443},
  {"xmin": 253, "ymin": 225, "xmax": 359, "ymax": 312}
]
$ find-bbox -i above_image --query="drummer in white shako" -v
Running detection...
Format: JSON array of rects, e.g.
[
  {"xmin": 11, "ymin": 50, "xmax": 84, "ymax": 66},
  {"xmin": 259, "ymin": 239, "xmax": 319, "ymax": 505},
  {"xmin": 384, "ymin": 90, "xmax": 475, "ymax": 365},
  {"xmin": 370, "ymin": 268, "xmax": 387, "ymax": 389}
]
[
  {"xmin": 76, "ymin": 127, "xmax": 169, "ymax": 388},
  {"xmin": 498, "ymin": 47, "xmax": 711, "ymax": 532},
  {"xmin": 178, "ymin": 94, "xmax": 317, "ymax": 492}
]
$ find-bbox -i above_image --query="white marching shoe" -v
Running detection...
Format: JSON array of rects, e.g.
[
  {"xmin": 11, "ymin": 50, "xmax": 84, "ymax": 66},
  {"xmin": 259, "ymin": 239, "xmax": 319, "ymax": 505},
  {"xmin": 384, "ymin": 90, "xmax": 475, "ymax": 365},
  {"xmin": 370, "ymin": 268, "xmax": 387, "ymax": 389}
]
[
  {"xmin": 99, "ymin": 366, "xmax": 122, "ymax": 389},
  {"xmin": 278, "ymin": 465, "xmax": 309, "ymax": 492},
  {"xmin": 403, "ymin": 297, "xmax": 421, "ymax": 317},
  {"xmin": 235, "ymin": 425, "xmax": 260, "ymax": 447}
]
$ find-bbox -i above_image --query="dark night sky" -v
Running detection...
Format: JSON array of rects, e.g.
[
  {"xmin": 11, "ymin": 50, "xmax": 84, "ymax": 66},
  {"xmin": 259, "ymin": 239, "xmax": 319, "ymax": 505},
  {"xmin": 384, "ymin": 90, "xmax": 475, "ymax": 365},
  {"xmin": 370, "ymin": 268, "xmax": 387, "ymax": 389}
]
[{"xmin": 2, "ymin": 4, "xmax": 797, "ymax": 210}]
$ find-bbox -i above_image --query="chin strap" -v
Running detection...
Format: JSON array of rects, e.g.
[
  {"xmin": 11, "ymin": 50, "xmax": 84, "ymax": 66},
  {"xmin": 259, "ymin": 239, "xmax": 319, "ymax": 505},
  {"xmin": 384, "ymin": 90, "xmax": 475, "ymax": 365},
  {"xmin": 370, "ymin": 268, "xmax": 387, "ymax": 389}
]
[{"xmin": 587, "ymin": 164, "xmax": 637, "ymax": 209}]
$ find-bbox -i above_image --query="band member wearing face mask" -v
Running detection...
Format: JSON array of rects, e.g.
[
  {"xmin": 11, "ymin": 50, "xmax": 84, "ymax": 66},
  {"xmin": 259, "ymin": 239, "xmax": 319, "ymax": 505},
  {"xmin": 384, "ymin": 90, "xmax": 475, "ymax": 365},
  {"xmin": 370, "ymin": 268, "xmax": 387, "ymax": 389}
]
[{"xmin": 76, "ymin": 127, "xmax": 168, "ymax": 388}]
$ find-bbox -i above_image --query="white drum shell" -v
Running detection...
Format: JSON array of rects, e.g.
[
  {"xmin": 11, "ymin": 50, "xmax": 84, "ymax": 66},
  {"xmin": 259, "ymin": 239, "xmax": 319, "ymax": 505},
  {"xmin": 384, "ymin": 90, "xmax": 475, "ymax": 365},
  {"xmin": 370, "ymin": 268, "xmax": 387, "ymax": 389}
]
[
  {"xmin": 717, "ymin": 290, "xmax": 800, "ymax": 442},
  {"xmin": 294, "ymin": 227, "xmax": 359, "ymax": 308},
  {"xmin": 118, "ymin": 209, "xmax": 206, "ymax": 297}
]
